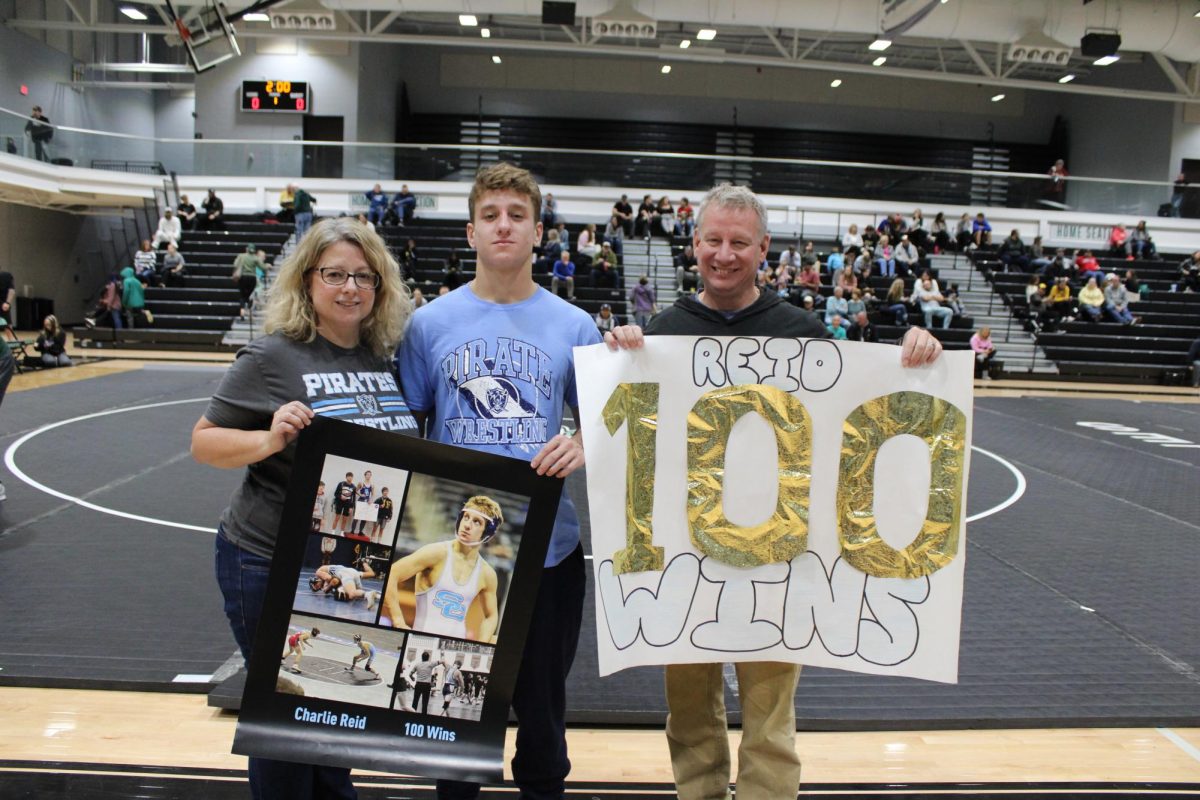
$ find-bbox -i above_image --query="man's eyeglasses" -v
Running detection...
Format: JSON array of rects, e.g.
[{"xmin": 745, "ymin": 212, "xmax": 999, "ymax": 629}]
[{"xmin": 315, "ymin": 268, "xmax": 380, "ymax": 290}]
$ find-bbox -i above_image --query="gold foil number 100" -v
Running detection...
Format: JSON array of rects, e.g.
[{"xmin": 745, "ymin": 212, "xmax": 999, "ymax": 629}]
[{"xmin": 603, "ymin": 383, "xmax": 967, "ymax": 580}]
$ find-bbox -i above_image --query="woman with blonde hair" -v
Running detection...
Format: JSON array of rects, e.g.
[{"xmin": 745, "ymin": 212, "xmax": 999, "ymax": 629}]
[
  {"xmin": 35, "ymin": 314, "xmax": 72, "ymax": 367},
  {"xmin": 191, "ymin": 216, "xmax": 414, "ymax": 799},
  {"xmin": 883, "ymin": 277, "xmax": 909, "ymax": 326}
]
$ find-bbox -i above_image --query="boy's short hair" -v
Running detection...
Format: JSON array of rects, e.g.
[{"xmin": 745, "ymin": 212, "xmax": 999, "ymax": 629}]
[{"xmin": 468, "ymin": 163, "xmax": 541, "ymax": 223}]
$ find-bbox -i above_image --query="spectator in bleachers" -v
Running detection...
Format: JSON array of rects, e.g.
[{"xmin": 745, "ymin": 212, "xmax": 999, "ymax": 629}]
[
  {"xmin": 930, "ymin": 212, "xmax": 951, "ymax": 254},
  {"xmin": 152, "ymin": 208, "xmax": 182, "ymax": 250},
  {"xmin": 971, "ymin": 212, "xmax": 993, "ymax": 248},
  {"xmin": 944, "ymin": 283, "xmax": 965, "ymax": 318},
  {"xmin": 841, "ymin": 223, "xmax": 863, "ymax": 258},
  {"xmin": 918, "ymin": 268, "xmax": 940, "ymax": 295},
  {"xmin": 1107, "ymin": 223, "xmax": 1130, "ymax": 258},
  {"xmin": 1077, "ymin": 276, "xmax": 1105, "ymax": 322},
  {"xmin": 356, "ymin": 212, "xmax": 374, "ymax": 233},
  {"xmin": 177, "ymin": 194, "xmax": 198, "ymax": 231},
  {"xmin": 654, "ymin": 196, "xmax": 676, "ymax": 238},
  {"xmin": 861, "ymin": 223, "xmax": 880, "ymax": 249},
  {"xmin": 1103, "ymin": 273, "xmax": 1139, "ymax": 325},
  {"xmin": 133, "ymin": 240, "xmax": 157, "ymax": 285},
  {"xmin": 874, "ymin": 235, "xmax": 896, "ymax": 277},
  {"xmin": 554, "ymin": 221, "xmax": 570, "ymax": 251},
  {"xmin": 603, "ymin": 214, "xmax": 626, "ymax": 257},
  {"xmin": 1029, "ymin": 237, "xmax": 1052, "ymax": 272},
  {"xmin": 1026, "ymin": 282, "xmax": 1049, "ymax": 332},
  {"xmin": 536, "ymin": 229, "xmax": 563, "ymax": 273},
  {"xmin": 851, "ymin": 247, "xmax": 874, "ymax": 282},
  {"xmin": 577, "ymin": 223, "xmax": 599, "ymax": 261},
  {"xmin": 398, "ymin": 238, "xmax": 418, "ymax": 276},
  {"xmin": 800, "ymin": 294, "xmax": 817, "ymax": 315},
  {"xmin": 795, "ymin": 263, "xmax": 821, "ymax": 304},
  {"xmin": 894, "ymin": 235, "xmax": 919, "ymax": 277},
  {"xmin": 591, "ymin": 252, "xmax": 620, "ymax": 289},
  {"xmin": 878, "ymin": 212, "xmax": 907, "ymax": 242},
  {"xmin": 411, "ymin": 287, "xmax": 427, "ymax": 309},
  {"xmin": 799, "ymin": 241, "xmax": 819, "ymax": 269},
  {"xmin": 120, "ymin": 267, "xmax": 147, "ymax": 328},
  {"xmin": 436, "ymin": 285, "xmax": 450, "ymax": 298},
  {"xmin": 292, "ymin": 184, "xmax": 316, "ymax": 240},
  {"xmin": 861, "ymin": 285, "xmax": 879, "ymax": 312},
  {"xmin": 443, "ymin": 251, "xmax": 463, "ymax": 290},
  {"xmin": 969, "ymin": 327, "xmax": 995, "ymax": 378},
  {"xmin": 1128, "ymin": 220, "xmax": 1157, "ymax": 260},
  {"xmin": 1047, "ymin": 275, "xmax": 1075, "ymax": 321},
  {"xmin": 771, "ymin": 262, "xmax": 794, "ymax": 297},
  {"xmin": 778, "ymin": 243, "xmax": 802, "ymax": 273},
  {"xmin": 390, "ymin": 184, "xmax": 416, "ymax": 226},
  {"xmin": 675, "ymin": 243, "xmax": 699, "ymax": 294},
  {"xmin": 1177, "ymin": 251, "xmax": 1200, "ymax": 288},
  {"xmin": 908, "ymin": 209, "xmax": 929, "ymax": 250},
  {"xmin": 635, "ymin": 194, "xmax": 655, "ymax": 239},
  {"xmin": 1183, "ymin": 265, "xmax": 1200, "ymax": 293},
  {"xmin": 846, "ymin": 288, "xmax": 866, "ymax": 321},
  {"xmin": 365, "ymin": 184, "xmax": 388, "ymax": 226},
  {"xmin": 954, "ymin": 212, "xmax": 973, "ymax": 250},
  {"xmin": 1041, "ymin": 248, "xmax": 1074, "ymax": 282},
  {"xmin": 998, "ymin": 229, "xmax": 1030, "ymax": 272},
  {"xmin": 231, "ymin": 244, "xmax": 265, "ymax": 318},
  {"xmin": 677, "ymin": 197, "xmax": 695, "ymax": 236},
  {"xmin": 550, "ymin": 248, "xmax": 576, "ymax": 301},
  {"xmin": 1075, "ymin": 249, "xmax": 1102, "ymax": 282},
  {"xmin": 612, "ymin": 194, "xmax": 634, "ymax": 238},
  {"xmin": 836, "ymin": 267, "xmax": 857, "ymax": 295},
  {"xmin": 1171, "ymin": 173, "xmax": 1188, "ymax": 218},
  {"xmin": 825, "ymin": 313, "xmax": 848, "ymax": 339},
  {"xmin": 597, "ymin": 241, "xmax": 620, "ymax": 274},
  {"xmin": 630, "ymin": 276, "xmax": 656, "ymax": 328},
  {"xmin": 848, "ymin": 310, "xmax": 878, "ymax": 343},
  {"xmin": 824, "ymin": 286, "xmax": 850, "ymax": 330},
  {"xmin": 917, "ymin": 277, "xmax": 953, "ymax": 329},
  {"xmin": 201, "ymin": 189, "xmax": 224, "ymax": 230},
  {"xmin": 24, "ymin": 105, "xmax": 53, "ymax": 162},
  {"xmin": 541, "ymin": 193, "xmax": 558, "ymax": 229},
  {"xmin": 594, "ymin": 303, "xmax": 617, "ymax": 335},
  {"xmin": 83, "ymin": 273, "xmax": 123, "ymax": 329},
  {"xmin": 278, "ymin": 184, "xmax": 295, "ymax": 222},
  {"xmin": 161, "ymin": 243, "xmax": 186, "ymax": 287},
  {"xmin": 1024, "ymin": 274, "xmax": 1040, "ymax": 303},
  {"xmin": 825, "ymin": 244, "xmax": 845, "ymax": 276},
  {"xmin": 35, "ymin": 314, "xmax": 71, "ymax": 367},
  {"xmin": 1123, "ymin": 269, "xmax": 1149, "ymax": 300},
  {"xmin": 1046, "ymin": 158, "xmax": 1069, "ymax": 204}
]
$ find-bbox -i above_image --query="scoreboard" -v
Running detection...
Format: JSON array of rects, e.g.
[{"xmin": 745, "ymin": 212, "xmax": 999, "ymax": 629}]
[{"xmin": 240, "ymin": 80, "xmax": 309, "ymax": 113}]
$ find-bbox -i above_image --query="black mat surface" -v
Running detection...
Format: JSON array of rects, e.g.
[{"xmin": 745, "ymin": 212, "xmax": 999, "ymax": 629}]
[{"xmin": 2, "ymin": 369, "xmax": 1199, "ymax": 728}]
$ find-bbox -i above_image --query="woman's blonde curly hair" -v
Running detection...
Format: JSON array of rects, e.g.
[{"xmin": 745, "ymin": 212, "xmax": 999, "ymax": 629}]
[{"xmin": 264, "ymin": 217, "xmax": 411, "ymax": 358}]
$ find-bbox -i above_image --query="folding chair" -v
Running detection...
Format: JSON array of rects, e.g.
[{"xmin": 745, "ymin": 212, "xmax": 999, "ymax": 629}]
[{"xmin": 2, "ymin": 322, "xmax": 35, "ymax": 373}]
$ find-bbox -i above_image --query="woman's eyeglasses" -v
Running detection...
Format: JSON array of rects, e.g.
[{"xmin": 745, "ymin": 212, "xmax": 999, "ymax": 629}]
[{"xmin": 315, "ymin": 268, "xmax": 380, "ymax": 290}]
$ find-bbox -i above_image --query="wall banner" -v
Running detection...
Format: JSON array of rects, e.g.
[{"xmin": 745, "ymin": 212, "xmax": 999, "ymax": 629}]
[
  {"xmin": 233, "ymin": 416, "xmax": 563, "ymax": 782},
  {"xmin": 576, "ymin": 337, "xmax": 974, "ymax": 684}
]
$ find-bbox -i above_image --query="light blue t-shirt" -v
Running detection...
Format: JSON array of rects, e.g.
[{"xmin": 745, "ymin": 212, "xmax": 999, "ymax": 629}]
[{"xmin": 396, "ymin": 284, "xmax": 602, "ymax": 567}]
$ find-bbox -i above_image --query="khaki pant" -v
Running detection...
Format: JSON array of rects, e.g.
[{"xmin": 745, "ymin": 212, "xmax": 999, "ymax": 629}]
[{"xmin": 664, "ymin": 662, "xmax": 801, "ymax": 800}]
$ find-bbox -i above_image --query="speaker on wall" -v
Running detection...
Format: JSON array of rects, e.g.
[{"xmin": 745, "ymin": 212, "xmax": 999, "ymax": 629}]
[
  {"xmin": 541, "ymin": 1, "xmax": 576, "ymax": 25},
  {"xmin": 1080, "ymin": 32, "xmax": 1121, "ymax": 57}
]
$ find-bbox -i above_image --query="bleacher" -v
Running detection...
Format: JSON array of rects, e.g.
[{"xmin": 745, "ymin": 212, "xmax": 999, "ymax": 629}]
[
  {"xmin": 971, "ymin": 248, "xmax": 1199, "ymax": 384},
  {"xmin": 75, "ymin": 215, "xmax": 291, "ymax": 350}
]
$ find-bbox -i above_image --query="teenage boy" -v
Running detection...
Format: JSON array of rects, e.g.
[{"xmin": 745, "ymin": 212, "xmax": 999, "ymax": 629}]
[
  {"xmin": 396, "ymin": 162, "xmax": 600, "ymax": 799},
  {"xmin": 605, "ymin": 183, "xmax": 944, "ymax": 800}
]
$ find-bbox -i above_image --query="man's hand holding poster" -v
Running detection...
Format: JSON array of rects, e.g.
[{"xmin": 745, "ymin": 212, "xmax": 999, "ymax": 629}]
[{"xmin": 576, "ymin": 336, "xmax": 973, "ymax": 683}]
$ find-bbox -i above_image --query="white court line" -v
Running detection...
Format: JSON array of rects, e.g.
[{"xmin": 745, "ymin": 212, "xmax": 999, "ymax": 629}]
[
  {"xmin": 1157, "ymin": 727, "xmax": 1200, "ymax": 765},
  {"xmin": 5, "ymin": 399, "xmax": 1027, "ymax": 534},
  {"xmin": 3, "ymin": 397, "xmax": 216, "ymax": 533}
]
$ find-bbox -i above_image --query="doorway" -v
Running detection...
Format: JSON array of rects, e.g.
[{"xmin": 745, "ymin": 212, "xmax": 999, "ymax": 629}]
[{"xmin": 303, "ymin": 115, "xmax": 344, "ymax": 179}]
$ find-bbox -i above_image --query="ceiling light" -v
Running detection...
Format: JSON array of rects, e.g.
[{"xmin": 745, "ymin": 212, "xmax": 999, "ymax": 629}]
[
  {"xmin": 1093, "ymin": 54, "xmax": 1119, "ymax": 65},
  {"xmin": 991, "ymin": 93, "xmax": 1006, "ymax": 101},
  {"xmin": 696, "ymin": 28, "xmax": 717, "ymax": 41},
  {"xmin": 481, "ymin": 28, "xmax": 490, "ymax": 38},
  {"xmin": 492, "ymin": 55, "xmax": 502, "ymax": 64},
  {"xmin": 868, "ymin": 39, "xmax": 892, "ymax": 51},
  {"xmin": 679, "ymin": 39, "xmax": 691, "ymax": 48},
  {"xmin": 459, "ymin": 14, "xmax": 478, "ymax": 26},
  {"xmin": 830, "ymin": 79, "xmax": 842, "ymax": 87},
  {"xmin": 661, "ymin": 65, "xmax": 671, "ymax": 74},
  {"xmin": 872, "ymin": 56, "xmax": 887, "ymax": 66},
  {"xmin": 242, "ymin": 12, "xmax": 269, "ymax": 22},
  {"xmin": 120, "ymin": 6, "xmax": 148, "ymax": 20},
  {"xmin": 1058, "ymin": 73, "xmax": 1075, "ymax": 83}
]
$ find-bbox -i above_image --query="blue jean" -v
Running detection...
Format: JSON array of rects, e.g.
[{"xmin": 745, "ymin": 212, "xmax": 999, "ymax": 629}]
[
  {"xmin": 437, "ymin": 545, "xmax": 586, "ymax": 800},
  {"xmin": 923, "ymin": 306, "xmax": 953, "ymax": 328},
  {"xmin": 885, "ymin": 303, "xmax": 908, "ymax": 325},
  {"xmin": 294, "ymin": 211, "xmax": 313, "ymax": 241},
  {"xmin": 877, "ymin": 258, "xmax": 895, "ymax": 277},
  {"xmin": 215, "ymin": 531, "xmax": 357, "ymax": 800},
  {"xmin": 1105, "ymin": 302, "xmax": 1134, "ymax": 324}
]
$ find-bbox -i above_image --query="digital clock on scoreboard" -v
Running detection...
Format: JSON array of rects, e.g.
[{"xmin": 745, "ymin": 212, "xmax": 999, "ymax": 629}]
[{"xmin": 240, "ymin": 80, "xmax": 309, "ymax": 113}]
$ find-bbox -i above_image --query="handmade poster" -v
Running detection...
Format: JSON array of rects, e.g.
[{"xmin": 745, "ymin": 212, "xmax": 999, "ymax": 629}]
[
  {"xmin": 234, "ymin": 416, "xmax": 563, "ymax": 782},
  {"xmin": 576, "ymin": 337, "xmax": 973, "ymax": 683}
]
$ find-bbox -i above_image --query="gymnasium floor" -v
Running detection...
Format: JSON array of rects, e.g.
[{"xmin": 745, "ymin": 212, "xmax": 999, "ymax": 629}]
[{"xmin": 1, "ymin": 348, "xmax": 1198, "ymax": 798}]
